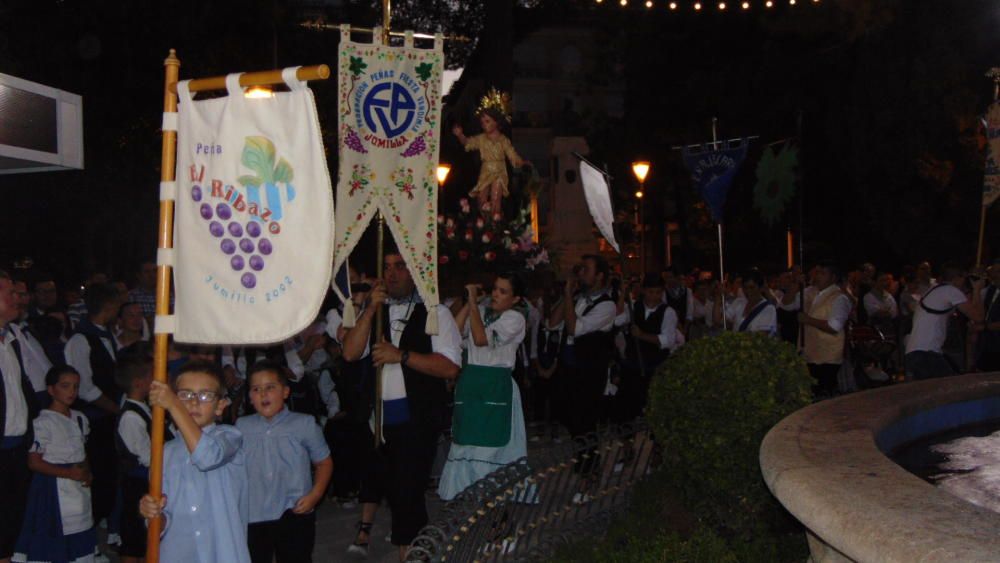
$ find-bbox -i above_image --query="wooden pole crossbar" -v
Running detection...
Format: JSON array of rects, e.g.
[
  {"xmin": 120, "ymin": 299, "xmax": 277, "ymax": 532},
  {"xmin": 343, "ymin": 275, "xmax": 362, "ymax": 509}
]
[
  {"xmin": 299, "ymin": 20, "xmax": 472, "ymax": 42},
  {"xmin": 167, "ymin": 64, "xmax": 330, "ymax": 95},
  {"xmin": 146, "ymin": 50, "xmax": 330, "ymax": 563},
  {"xmin": 976, "ymin": 69, "xmax": 1000, "ymax": 268}
]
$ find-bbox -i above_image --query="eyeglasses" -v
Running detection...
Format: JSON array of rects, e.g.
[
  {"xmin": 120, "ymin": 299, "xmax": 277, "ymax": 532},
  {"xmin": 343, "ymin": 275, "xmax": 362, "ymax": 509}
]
[{"xmin": 177, "ymin": 390, "xmax": 220, "ymax": 403}]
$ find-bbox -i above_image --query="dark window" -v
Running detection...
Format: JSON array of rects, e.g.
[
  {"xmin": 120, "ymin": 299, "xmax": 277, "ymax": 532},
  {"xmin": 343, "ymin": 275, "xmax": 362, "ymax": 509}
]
[{"xmin": 0, "ymin": 84, "xmax": 58, "ymax": 154}]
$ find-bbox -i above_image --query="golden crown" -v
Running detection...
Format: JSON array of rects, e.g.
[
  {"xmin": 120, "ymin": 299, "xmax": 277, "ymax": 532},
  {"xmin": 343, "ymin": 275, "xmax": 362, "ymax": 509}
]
[{"xmin": 476, "ymin": 88, "xmax": 513, "ymax": 123}]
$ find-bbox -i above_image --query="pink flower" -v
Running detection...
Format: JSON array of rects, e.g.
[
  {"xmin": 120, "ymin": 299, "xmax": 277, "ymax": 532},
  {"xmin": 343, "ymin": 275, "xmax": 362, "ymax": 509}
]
[
  {"xmin": 475, "ymin": 218, "xmax": 485, "ymax": 229},
  {"xmin": 437, "ymin": 214, "xmax": 445, "ymax": 224},
  {"xmin": 446, "ymin": 228, "xmax": 456, "ymax": 240},
  {"xmin": 445, "ymin": 218, "xmax": 455, "ymax": 229},
  {"xmin": 481, "ymin": 232, "xmax": 492, "ymax": 244},
  {"xmin": 482, "ymin": 202, "xmax": 492, "ymax": 212},
  {"xmin": 439, "ymin": 255, "xmax": 450, "ymax": 265},
  {"xmin": 510, "ymin": 243, "xmax": 519, "ymax": 253},
  {"xmin": 464, "ymin": 229, "xmax": 473, "ymax": 241},
  {"xmin": 484, "ymin": 251, "xmax": 496, "ymax": 262},
  {"xmin": 492, "ymin": 213, "xmax": 502, "ymax": 222}
]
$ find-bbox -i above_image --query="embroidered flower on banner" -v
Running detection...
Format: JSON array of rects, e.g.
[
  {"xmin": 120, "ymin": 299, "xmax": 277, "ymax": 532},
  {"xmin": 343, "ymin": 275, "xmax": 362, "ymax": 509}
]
[
  {"xmin": 391, "ymin": 168, "xmax": 417, "ymax": 200},
  {"xmin": 349, "ymin": 164, "xmax": 373, "ymax": 197}
]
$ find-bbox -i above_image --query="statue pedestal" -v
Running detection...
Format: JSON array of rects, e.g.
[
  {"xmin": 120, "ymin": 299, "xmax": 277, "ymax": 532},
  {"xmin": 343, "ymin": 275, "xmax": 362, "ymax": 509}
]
[{"xmin": 547, "ymin": 136, "xmax": 597, "ymax": 270}]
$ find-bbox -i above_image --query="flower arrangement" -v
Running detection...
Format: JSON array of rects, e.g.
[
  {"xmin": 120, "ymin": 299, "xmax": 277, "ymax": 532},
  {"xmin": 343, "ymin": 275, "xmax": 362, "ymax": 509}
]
[{"xmin": 437, "ymin": 197, "xmax": 550, "ymax": 274}]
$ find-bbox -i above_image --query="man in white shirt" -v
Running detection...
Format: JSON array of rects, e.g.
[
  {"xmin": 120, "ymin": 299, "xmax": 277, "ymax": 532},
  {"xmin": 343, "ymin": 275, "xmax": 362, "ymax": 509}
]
[
  {"xmin": 9, "ymin": 278, "xmax": 52, "ymax": 401},
  {"xmin": 548, "ymin": 255, "xmax": 617, "ymax": 440},
  {"xmin": 341, "ymin": 250, "xmax": 461, "ymax": 559},
  {"xmin": 0, "ymin": 270, "xmax": 38, "ymax": 563},
  {"xmin": 904, "ymin": 263, "xmax": 984, "ymax": 380},
  {"xmin": 798, "ymin": 261, "xmax": 853, "ymax": 398},
  {"xmin": 623, "ymin": 273, "xmax": 680, "ymax": 419},
  {"xmin": 63, "ymin": 282, "xmax": 123, "ymax": 527}
]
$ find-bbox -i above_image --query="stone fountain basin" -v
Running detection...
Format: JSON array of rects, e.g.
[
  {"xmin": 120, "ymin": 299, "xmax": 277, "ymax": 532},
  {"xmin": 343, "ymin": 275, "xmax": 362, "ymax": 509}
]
[{"xmin": 760, "ymin": 372, "xmax": 1000, "ymax": 563}]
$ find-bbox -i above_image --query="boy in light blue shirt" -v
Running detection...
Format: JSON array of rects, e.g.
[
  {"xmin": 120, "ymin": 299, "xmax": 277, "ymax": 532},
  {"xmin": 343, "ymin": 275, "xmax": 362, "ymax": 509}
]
[
  {"xmin": 237, "ymin": 360, "xmax": 332, "ymax": 563},
  {"xmin": 139, "ymin": 361, "xmax": 250, "ymax": 563}
]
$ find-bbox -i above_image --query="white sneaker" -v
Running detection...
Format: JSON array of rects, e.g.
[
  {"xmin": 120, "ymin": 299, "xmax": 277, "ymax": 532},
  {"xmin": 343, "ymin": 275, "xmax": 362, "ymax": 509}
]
[
  {"xmin": 106, "ymin": 532, "xmax": 122, "ymax": 547},
  {"xmin": 346, "ymin": 543, "xmax": 369, "ymax": 558}
]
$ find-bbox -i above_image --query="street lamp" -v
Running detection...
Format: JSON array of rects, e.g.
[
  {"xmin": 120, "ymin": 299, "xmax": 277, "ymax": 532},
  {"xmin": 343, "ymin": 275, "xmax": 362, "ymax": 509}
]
[
  {"xmin": 436, "ymin": 163, "xmax": 451, "ymax": 186},
  {"xmin": 632, "ymin": 160, "xmax": 650, "ymax": 276}
]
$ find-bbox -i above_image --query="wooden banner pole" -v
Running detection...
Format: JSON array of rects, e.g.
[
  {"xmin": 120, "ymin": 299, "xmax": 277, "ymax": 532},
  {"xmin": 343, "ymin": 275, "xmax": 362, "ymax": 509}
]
[
  {"xmin": 373, "ymin": 0, "xmax": 392, "ymax": 449},
  {"xmin": 977, "ymin": 72, "xmax": 1000, "ymax": 268},
  {"xmin": 146, "ymin": 48, "xmax": 180, "ymax": 563}
]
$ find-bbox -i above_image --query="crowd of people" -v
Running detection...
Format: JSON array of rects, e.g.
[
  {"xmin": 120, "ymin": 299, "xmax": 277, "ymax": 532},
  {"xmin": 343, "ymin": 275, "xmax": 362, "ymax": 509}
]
[{"xmin": 0, "ymin": 251, "xmax": 997, "ymax": 562}]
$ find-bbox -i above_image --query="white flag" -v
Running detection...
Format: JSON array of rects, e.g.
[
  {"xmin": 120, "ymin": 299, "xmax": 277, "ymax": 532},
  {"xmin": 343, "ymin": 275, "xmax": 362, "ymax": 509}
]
[
  {"xmin": 579, "ymin": 159, "xmax": 620, "ymax": 253},
  {"xmin": 172, "ymin": 69, "xmax": 334, "ymax": 344}
]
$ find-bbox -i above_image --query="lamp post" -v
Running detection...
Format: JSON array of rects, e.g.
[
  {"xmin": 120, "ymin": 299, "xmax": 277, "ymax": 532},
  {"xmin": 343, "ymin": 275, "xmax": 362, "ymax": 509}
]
[{"xmin": 632, "ymin": 160, "xmax": 650, "ymax": 276}]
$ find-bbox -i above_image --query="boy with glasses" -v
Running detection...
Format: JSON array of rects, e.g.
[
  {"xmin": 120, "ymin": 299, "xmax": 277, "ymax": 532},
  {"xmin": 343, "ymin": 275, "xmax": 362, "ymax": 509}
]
[{"xmin": 139, "ymin": 361, "xmax": 250, "ymax": 563}]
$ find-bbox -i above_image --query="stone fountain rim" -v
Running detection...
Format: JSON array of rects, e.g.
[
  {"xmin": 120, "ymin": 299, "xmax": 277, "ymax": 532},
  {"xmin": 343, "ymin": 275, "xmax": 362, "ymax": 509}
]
[{"xmin": 760, "ymin": 371, "xmax": 1000, "ymax": 563}]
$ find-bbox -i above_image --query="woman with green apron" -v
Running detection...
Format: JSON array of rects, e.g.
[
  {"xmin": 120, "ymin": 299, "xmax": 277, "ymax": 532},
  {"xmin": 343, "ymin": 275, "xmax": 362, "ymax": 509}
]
[{"xmin": 438, "ymin": 273, "xmax": 527, "ymax": 501}]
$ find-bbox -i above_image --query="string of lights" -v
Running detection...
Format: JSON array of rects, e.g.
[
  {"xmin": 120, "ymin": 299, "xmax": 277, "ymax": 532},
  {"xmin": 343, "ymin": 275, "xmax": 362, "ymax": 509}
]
[{"xmin": 593, "ymin": 0, "xmax": 820, "ymax": 9}]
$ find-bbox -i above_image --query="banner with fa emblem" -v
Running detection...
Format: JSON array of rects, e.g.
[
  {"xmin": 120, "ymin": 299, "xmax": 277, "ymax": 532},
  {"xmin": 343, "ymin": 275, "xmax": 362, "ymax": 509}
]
[
  {"xmin": 332, "ymin": 25, "xmax": 444, "ymax": 334},
  {"xmin": 172, "ymin": 69, "xmax": 335, "ymax": 344}
]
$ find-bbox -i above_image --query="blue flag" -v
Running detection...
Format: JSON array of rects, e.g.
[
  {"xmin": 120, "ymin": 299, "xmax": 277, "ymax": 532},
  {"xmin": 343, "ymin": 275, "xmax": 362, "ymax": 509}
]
[{"xmin": 682, "ymin": 140, "xmax": 749, "ymax": 223}]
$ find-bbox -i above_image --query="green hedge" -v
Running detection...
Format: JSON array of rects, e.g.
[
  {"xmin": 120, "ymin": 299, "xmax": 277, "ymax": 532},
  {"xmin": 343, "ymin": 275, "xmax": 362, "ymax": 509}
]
[{"xmin": 646, "ymin": 331, "xmax": 812, "ymax": 535}]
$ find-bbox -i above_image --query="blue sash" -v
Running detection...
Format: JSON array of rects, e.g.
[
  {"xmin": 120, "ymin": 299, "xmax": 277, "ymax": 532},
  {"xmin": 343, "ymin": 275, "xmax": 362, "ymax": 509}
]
[{"xmin": 738, "ymin": 301, "xmax": 772, "ymax": 333}]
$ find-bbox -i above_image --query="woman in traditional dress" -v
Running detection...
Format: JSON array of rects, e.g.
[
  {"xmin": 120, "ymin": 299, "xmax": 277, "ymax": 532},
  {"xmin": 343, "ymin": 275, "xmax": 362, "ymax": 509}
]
[
  {"xmin": 438, "ymin": 273, "xmax": 528, "ymax": 501},
  {"xmin": 452, "ymin": 89, "xmax": 525, "ymax": 216}
]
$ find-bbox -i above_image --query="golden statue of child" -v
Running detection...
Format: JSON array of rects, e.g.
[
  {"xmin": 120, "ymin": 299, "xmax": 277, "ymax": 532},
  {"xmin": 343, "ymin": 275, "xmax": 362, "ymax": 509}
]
[{"xmin": 452, "ymin": 88, "xmax": 525, "ymax": 216}]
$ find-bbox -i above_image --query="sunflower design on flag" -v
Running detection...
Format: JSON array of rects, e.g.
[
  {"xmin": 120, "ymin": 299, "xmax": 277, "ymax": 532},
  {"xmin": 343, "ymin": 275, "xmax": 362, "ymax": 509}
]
[{"xmin": 753, "ymin": 143, "xmax": 798, "ymax": 226}]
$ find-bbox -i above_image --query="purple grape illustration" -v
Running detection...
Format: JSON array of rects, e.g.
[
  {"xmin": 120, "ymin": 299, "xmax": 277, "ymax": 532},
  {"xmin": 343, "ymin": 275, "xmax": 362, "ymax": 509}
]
[
  {"xmin": 228, "ymin": 222, "xmax": 243, "ymax": 237},
  {"xmin": 258, "ymin": 239, "xmax": 272, "ymax": 255},
  {"xmin": 249, "ymin": 255, "xmax": 264, "ymax": 271},
  {"xmin": 400, "ymin": 134, "xmax": 426, "ymax": 157},
  {"xmin": 200, "ymin": 204, "xmax": 213, "ymax": 220},
  {"xmin": 216, "ymin": 203, "xmax": 232, "ymax": 220},
  {"xmin": 220, "ymin": 239, "xmax": 235, "ymax": 255},
  {"xmin": 230, "ymin": 256, "xmax": 245, "ymax": 271},
  {"xmin": 192, "ymin": 186, "xmax": 202, "ymax": 202},
  {"xmin": 246, "ymin": 221, "xmax": 262, "ymax": 238},
  {"xmin": 344, "ymin": 126, "xmax": 369, "ymax": 154},
  {"xmin": 209, "ymin": 221, "xmax": 224, "ymax": 237},
  {"xmin": 241, "ymin": 273, "xmax": 257, "ymax": 289},
  {"xmin": 239, "ymin": 239, "xmax": 254, "ymax": 253}
]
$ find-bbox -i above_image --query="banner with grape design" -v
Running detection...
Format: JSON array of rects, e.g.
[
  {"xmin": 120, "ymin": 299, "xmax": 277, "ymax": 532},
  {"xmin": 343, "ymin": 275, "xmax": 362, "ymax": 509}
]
[
  {"xmin": 333, "ymin": 25, "xmax": 444, "ymax": 333},
  {"xmin": 172, "ymin": 70, "xmax": 334, "ymax": 344}
]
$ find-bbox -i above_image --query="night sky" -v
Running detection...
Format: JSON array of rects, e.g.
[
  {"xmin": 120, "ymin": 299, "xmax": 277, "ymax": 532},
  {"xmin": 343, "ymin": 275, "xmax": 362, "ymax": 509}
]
[{"xmin": 1, "ymin": 0, "xmax": 997, "ymax": 285}]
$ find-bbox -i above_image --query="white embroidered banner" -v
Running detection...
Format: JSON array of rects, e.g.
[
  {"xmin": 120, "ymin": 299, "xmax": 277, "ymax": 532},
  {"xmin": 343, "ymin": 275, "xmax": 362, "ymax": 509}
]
[
  {"xmin": 332, "ymin": 25, "xmax": 444, "ymax": 333},
  {"xmin": 173, "ymin": 69, "xmax": 334, "ymax": 344}
]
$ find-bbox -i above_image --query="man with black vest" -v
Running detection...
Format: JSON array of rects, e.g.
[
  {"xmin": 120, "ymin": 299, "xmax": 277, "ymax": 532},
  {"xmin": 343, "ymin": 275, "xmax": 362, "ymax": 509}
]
[
  {"xmin": 63, "ymin": 282, "xmax": 122, "ymax": 529},
  {"xmin": 0, "ymin": 270, "xmax": 39, "ymax": 563},
  {"xmin": 341, "ymin": 250, "xmax": 461, "ymax": 561},
  {"xmin": 663, "ymin": 267, "xmax": 694, "ymax": 332},
  {"xmin": 550, "ymin": 255, "xmax": 618, "ymax": 441},
  {"xmin": 623, "ymin": 273, "xmax": 680, "ymax": 418}
]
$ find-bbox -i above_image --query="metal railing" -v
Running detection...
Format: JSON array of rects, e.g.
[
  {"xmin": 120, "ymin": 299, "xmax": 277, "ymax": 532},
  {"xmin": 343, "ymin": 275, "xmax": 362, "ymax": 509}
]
[{"xmin": 407, "ymin": 421, "xmax": 655, "ymax": 562}]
